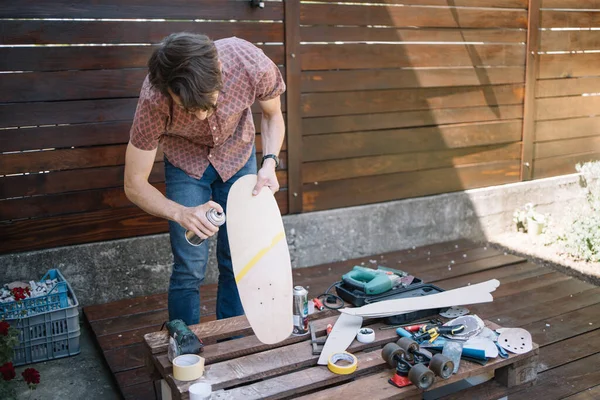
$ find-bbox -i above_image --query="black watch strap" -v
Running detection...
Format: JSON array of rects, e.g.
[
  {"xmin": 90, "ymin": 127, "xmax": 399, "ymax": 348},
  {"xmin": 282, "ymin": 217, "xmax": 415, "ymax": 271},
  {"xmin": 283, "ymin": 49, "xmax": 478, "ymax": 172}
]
[{"xmin": 261, "ymin": 154, "xmax": 279, "ymax": 168}]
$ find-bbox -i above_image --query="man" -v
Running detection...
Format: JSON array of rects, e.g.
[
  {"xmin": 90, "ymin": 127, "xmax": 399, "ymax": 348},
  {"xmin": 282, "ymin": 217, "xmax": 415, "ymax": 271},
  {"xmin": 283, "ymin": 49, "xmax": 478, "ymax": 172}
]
[{"xmin": 124, "ymin": 33, "xmax": 286, "ymax": 326}]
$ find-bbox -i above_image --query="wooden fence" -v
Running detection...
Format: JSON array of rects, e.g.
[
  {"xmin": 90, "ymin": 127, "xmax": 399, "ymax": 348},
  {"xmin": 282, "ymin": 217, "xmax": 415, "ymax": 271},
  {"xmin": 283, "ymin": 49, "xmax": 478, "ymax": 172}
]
[{"xmin": 1, "ymin": 0, "xmax": 599, "ymax": 254}]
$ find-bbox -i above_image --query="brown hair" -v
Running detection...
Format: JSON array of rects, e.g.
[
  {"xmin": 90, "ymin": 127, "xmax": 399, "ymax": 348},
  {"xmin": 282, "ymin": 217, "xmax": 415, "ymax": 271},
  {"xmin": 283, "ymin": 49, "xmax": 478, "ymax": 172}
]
[{"xmin": 148, "ymin": 32, "xmax": 222, "ymax": 111}]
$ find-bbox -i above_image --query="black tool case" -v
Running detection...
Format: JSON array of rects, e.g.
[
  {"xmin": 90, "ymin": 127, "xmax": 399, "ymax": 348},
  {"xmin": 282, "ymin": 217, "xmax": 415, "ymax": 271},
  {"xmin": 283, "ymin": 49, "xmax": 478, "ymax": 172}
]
[{"xmin": 334, "ymin": 280, "xmax": 445, "ymax": 325}]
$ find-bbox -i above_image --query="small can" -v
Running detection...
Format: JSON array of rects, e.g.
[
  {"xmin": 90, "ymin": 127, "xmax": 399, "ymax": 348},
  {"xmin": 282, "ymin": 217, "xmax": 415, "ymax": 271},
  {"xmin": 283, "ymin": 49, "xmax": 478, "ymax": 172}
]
[
  {"xmin": 292, "ymin": 285, "xmax": 309, "ymax": 335},
  {"xmin": 185, "ymin": 208, "xmax": 226, "ymax": 246}
]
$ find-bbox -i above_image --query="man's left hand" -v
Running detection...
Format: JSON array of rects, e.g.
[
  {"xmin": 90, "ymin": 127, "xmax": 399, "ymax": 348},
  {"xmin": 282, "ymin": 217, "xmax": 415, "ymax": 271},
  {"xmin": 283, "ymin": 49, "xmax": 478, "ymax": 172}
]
[{"xmin": 253, "ymin": 159, "xmax": 279, "ymax": 196}]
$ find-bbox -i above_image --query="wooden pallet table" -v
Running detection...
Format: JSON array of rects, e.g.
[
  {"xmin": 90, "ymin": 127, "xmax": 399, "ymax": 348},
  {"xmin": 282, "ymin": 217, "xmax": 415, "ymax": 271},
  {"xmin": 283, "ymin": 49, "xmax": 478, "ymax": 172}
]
[{"xmin": 143, "ymin": 311, "xmax": 539, "ymax": 400}]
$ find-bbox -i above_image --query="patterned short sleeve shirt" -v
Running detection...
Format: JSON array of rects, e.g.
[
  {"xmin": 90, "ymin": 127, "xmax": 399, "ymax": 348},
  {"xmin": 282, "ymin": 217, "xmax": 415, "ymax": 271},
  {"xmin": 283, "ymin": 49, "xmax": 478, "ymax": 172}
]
[{"xmin": 129, "ymin": 37, "xmax": 286, "ymax": 181}]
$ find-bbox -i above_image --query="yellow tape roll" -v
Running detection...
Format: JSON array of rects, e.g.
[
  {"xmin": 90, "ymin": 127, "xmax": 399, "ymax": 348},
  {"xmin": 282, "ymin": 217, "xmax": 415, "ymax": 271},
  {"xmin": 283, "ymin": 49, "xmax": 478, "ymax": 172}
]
[
  {"xmin": 173, "ymin": 354, "xmax": 205, "ymax": 381},
  {"xmin": 327, "ymin": 352, "xmax": 358, "ymax": 375}
]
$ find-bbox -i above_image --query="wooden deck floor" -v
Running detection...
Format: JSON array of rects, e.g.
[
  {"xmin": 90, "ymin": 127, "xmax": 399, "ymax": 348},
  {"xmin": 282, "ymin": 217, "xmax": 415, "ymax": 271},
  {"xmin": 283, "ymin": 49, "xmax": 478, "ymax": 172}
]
[{"xmin": 83, "ymin": 239, "xmax": 600, "ymax": 400}]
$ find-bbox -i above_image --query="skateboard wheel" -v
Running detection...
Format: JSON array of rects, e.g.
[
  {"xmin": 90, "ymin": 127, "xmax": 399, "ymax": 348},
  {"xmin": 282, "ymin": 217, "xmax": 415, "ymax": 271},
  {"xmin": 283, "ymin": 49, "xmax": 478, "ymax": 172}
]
[
  {"xmin": 396, "ymin": 337, "xmax": 419, "ymax": 361},
  {"xmin": 408, "ymin": 363, "xmax": 435, "ymax": 390},
  {"xmin": 382, "ymin": 343, "xmax": 405, "ymax": 368},
  {"xmin": 429, "ymin": 354, "xmax": 454, "ymax": 379}
]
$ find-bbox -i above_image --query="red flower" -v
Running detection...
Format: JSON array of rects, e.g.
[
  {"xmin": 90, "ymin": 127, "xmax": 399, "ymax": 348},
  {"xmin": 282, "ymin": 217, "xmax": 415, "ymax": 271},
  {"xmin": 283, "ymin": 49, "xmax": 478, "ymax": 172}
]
[
  {"xmin": 11, "ymin": 287, "xmax": 30, "ymax": 302},
  {"xmin": 0, "ymin": 362, "xmax": 16, "ymax": 381},
  {"xmin": 0, "ymin": 320, "xmax": 9, "ymax": 336},
  {"xmin": 22, "ymin": 368, "xmax": 40, "ymax": 385}
]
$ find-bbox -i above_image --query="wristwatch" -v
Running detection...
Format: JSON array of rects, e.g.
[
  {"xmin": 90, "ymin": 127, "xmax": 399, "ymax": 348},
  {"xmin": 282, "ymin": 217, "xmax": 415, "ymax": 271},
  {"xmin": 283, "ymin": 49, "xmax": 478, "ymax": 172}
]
[{"xmin": 261, "ymin": 154, "xmax": 280, "ymax": 168}]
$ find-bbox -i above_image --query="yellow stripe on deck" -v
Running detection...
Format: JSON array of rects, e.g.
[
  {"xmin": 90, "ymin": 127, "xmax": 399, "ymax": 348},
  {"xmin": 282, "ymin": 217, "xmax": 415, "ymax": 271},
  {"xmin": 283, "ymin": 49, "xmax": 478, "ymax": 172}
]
[{"xmin": 235, "ymin": 232, "xmax": 285, "ymax": 284}]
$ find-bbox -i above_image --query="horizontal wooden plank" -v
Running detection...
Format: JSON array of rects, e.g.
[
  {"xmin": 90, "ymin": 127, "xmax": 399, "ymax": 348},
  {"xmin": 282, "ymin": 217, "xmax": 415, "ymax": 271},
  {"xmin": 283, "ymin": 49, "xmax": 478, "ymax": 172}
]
[
  {"xmin": 304, "ymin": 143, "xmax": 521, "ymax": 183},
  {"xmin": 1, "ymin": 66, "xmax": 285, "ymax": 103},
  {"xmin": 301, "ymin": 44, "xmax": 525, "ymax": 71},
  {"xmin": 535, "ymin": 136, "xmax": 600, "ymax": 159},
  {"xmin": 541, "ymin": 0, "xmax": 600, "ymax": 8},
  {"xmin": 0, "ymin": 151, "xmax": 286, "ymax": 199},
  {"xmin": 0, "ymin": 98, "xmax": 138, "ymax": 128},
  {"xmin": 300, "ymin": 26, "xmax": 526, "ymax": 44},
  {"xmin": 303, "ymin": 105, "xmax": 523, "ymax": 135},
  {"xmin": 539, "ymin": 53, "xmax": 600, "ymax": 79},
  {"xmin": 0, "ymin": 44, "xmax": 284, "ymax": 72},
  {"xmin": 1, "ymin": 20, "xmax": 283, "ymax": 45},
  {"xmin": 0, "ymin": 191, "xmax": 288, "ymax": 254},
  {"xmin": 0, "ymin": 186, "xmax": 136, "ymax": 222},
  {"xmin": 1, "ymin": 171, "xmax": 287, "ymax": 221},
  {"xmin": 0, "ymin": 207, "xmax": 168, "ymax": 254},
  {"xmin": 536, "ymin": 116, "xmax": 600, "ymax": 141},
  {"xmin": 0, "ymin": 163, "xmax": 163, "ymax": 199},
  {"xmin": 301, "ymin": 67, "xmax": 525, "ymax": 93},
  {"xmin": 0, "ymin": 98, "xmax": 284, "ymax": 129},
  {"xmin": 302, "ymin": 160, "xmax": 520, "ymax": 211},
  {"xmin": 0, "ymin": 144, "xmax": 131, "ymax": 175},
  {"xmin": 304, "ymin": 120, "xmax": 522, "ymax": 162},
  {"xmin": 0, "ymin": 113, "xmax": 274, "ymax": 152},
  {"xmin": 302, "ymin": 84, "xmax": 525, "ymax": 117},
  {"xmin": 0, "ymin": 69, "xmax": 147, "ymax": 103},
  {"xmin": 536, "ymin": 96, "xmax": 600, "ymax": 120},
  {"xmin": 533, "ymin": 152, "xmax": 600, "ymax": 179},
  {"xmin": 300, "ymin": 3, "xmax": 527, "ymax": 29},
  {"xmin": 562, "ymin": 385, "xmax": 600, "ymax": 400},
  {"xmin": 536, "ymin": 77, "xmax": 600, "ymax": 98},
  {"xmin": 542, "ymin": 10, "xmax": 600, "ymax": 28},
  {"xmin": 510, "ymin": 354, "xmax": 600, "ymax": 400},
  {"xmin": 302, "ymin": 0, "xmax": 527, "ymax": 7},
  {"xmin": 0, "ymin": 0, "xmax": 283, "ymax": 19},
  {"xmin": 0, "ymin": 133, "xmax": 284, "ymax": 174},
  {"xmin": 0, "ymin": 124, "xmax": 155, "ymax": 154},
  {"xmin": 541, "ymin": 30, "xmax": 600, "ymax": 52},
  {"xmin": 0, "ymin": 122, "xmax": 132, "ymax": 153}
]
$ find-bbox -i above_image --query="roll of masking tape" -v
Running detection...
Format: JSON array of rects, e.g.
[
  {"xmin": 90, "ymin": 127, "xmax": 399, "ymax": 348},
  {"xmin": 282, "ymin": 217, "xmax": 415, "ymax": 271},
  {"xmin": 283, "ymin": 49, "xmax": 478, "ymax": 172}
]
[
  {"xmin": 327, "ymin": 352, "xmax": 358, "ymax": 375},
  {"xmin": 356, "ymin": 327, "xmax": 375, "ymax": 344},
  {"xmin": 173, "ymin": 354, "xmax": 205, "ymax": 381}
]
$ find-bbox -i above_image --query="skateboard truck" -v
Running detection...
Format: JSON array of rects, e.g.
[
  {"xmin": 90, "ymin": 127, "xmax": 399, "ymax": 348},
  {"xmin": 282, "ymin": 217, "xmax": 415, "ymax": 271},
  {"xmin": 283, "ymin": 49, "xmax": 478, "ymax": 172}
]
[{"xmin": 382, "ymin": 337, "xmax": 454, "ymax": 390}]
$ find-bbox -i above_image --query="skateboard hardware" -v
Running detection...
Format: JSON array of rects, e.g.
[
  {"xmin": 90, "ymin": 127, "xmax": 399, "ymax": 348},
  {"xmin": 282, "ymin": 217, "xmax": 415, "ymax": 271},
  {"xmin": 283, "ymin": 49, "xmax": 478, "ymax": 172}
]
[{"xmin": 382, "ymin": 337, "xmax": 454, "ymax": 390}]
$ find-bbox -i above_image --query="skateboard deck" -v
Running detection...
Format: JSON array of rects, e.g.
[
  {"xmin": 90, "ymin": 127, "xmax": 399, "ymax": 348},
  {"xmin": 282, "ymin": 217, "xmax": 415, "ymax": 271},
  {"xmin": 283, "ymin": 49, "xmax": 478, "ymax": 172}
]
[{"xmin": 226, "ymin": 174, "xmax": 294, "ymax": 344}]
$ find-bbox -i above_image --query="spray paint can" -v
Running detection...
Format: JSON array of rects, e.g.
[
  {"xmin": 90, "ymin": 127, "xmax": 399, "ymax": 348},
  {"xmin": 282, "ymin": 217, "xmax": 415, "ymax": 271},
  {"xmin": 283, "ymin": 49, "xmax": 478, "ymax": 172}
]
[
  {"xmin": 185, "ymin": 208, "xmax": 226, "ymax": 246},
  {"xmin": 292, "ymin": 285, "xmax": 309, "ymax": 335}
]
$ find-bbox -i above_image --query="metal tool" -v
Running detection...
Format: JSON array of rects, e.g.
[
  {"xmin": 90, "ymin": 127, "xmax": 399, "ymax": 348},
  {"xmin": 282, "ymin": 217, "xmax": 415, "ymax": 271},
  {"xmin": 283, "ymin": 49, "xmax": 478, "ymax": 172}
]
[
  {"xmin": 413, "ymin": 324, "xmax": 465, "ymax": 343},
  {"xmin": 379, "ymin": 318, "xmax": 442, "ymax": 330},
  {"xmin": 166, "ymin": 319, "xmax": 204, "ymax": 362},
  {"xmin": 185, "ymin": 208, "xmax": 225, "ymax": 246}
]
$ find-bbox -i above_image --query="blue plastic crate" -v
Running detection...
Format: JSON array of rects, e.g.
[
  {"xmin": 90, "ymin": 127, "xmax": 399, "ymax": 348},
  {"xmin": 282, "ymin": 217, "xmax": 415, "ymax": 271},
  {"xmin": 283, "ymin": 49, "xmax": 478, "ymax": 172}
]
[
  {"xmin": 0, "ymin": 269, "xmax": 70, "ymax": 320},
  {"xmin": 11, "ymin": 306, "xmax": 81, "ymax": 366},
  {"xmin": 3, "ymin": 269, "xmax": 81, "ymax": 366}
]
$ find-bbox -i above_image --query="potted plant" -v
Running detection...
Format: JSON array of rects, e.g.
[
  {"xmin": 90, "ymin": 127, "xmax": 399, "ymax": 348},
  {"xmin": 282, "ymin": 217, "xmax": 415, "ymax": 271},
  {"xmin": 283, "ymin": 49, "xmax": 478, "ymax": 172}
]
[
  {"xmin": 513, "ymin": 203, "xmax": 546, "ymax": 237},
  {"xmin": 526, "ymin": 210, "xmax": 546, "ymax": 237}
]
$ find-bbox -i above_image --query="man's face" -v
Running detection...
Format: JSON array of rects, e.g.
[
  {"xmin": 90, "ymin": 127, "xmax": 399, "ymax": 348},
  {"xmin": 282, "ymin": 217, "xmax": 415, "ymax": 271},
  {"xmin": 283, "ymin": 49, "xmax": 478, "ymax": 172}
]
[{"xmin": 168, "ymin": 89, "xmax": 219, "ymax": 121}]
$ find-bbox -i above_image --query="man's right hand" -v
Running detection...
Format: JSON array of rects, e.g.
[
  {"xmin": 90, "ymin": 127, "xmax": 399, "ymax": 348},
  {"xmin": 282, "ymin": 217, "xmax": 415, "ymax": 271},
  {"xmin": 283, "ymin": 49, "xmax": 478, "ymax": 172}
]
[{"xmin": 176, "ymin": 201, "xmax": 224, "ymax": 240}]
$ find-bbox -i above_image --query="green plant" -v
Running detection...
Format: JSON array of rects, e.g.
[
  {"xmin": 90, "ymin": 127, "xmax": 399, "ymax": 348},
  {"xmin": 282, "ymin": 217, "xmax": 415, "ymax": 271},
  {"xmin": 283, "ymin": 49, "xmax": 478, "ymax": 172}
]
[
  {"xmin": 0, "ymin": 320, "xmax": 40, "ymax": 399},
  {"xmin": 551, "ymin": 161, "xmax": 600, "ymax": 262}
]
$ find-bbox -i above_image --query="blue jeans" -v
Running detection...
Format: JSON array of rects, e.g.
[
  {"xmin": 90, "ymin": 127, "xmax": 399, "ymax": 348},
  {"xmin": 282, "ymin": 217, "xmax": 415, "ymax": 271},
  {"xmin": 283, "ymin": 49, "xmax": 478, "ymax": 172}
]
[{"xmin": 164, "ymin": 152, "xmax": 257, "ymax": 326}]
